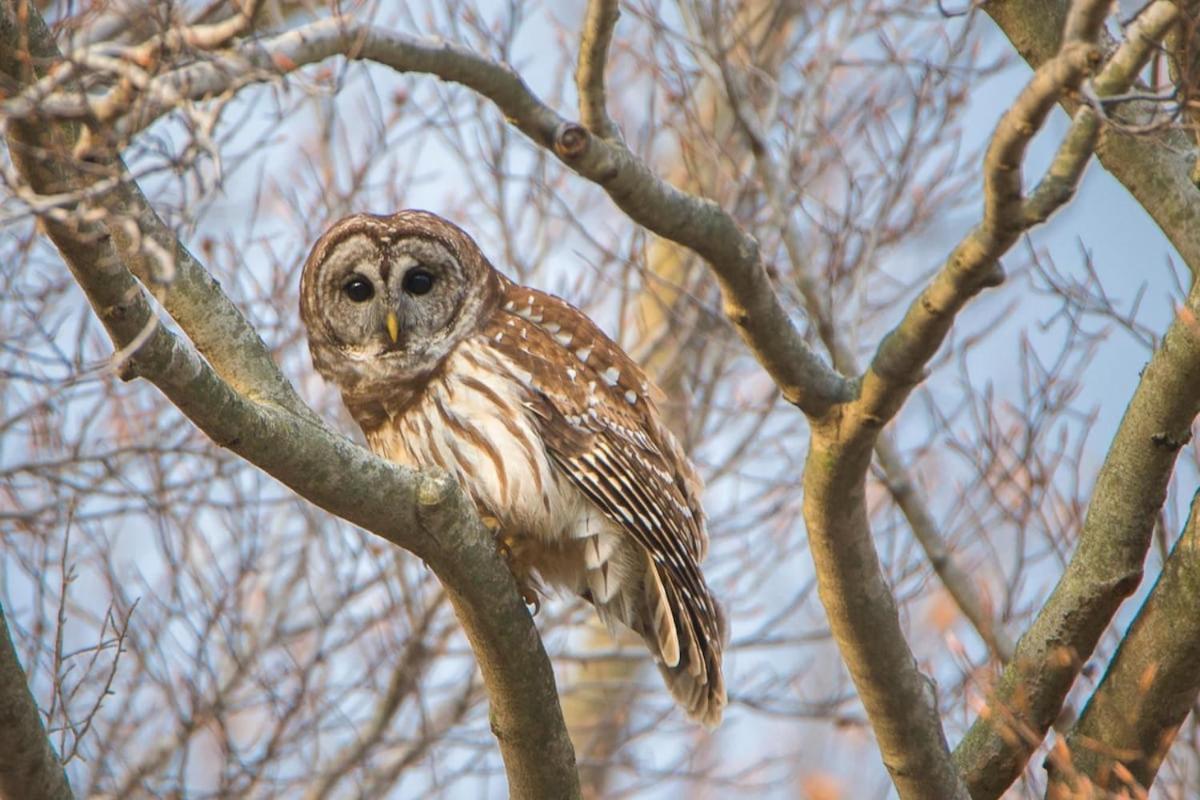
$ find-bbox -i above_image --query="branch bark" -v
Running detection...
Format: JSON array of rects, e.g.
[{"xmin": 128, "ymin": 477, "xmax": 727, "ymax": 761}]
[
  {"xmin": 1049, "ymin": 489, "xmax": 1200, "ymax": 796},
  {"xmin": 0, "ymin": 604, "xmax": 73, "ymax": 800},
  {"xmin": 953, "ymin": 275, "xmax": 1200, "ymax": 798},
  {"xmin": 795, "ymin": 2, "xmax": 1120, "ymax": 795},
  {"xmin": 0, "ymin": 4, "xmax": 579, "ymax": 797},
  {"xmin": 716, "ymin": 35, "xmax": 1017, "ymax": 665},
  {"xmin": 575, "ymin": 0, "xmax": 619, "ymax": 139}
]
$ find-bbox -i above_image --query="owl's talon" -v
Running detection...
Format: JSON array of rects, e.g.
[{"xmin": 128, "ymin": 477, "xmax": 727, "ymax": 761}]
[
  {"xmin": 522, "ymin": 589, "xmax": 541, "ymax": 615},
  {"xmin": 492, "ymin": 530, "xmax": 540, "ymax": 614}
]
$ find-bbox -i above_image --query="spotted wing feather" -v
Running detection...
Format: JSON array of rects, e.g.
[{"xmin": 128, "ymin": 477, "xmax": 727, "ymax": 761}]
[{"xmin": 484, "ymin": 279, "xmax": 726, "ymax": 725}]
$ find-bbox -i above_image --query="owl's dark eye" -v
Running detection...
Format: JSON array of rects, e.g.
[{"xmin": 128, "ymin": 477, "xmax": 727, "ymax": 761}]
[
  {"xmin": 402, "ymin": 268, "xmax": 435, "ymax": 296},
  {"xmin": 343, "ymin": 277, "xmax": 374, "ymax": 303}
]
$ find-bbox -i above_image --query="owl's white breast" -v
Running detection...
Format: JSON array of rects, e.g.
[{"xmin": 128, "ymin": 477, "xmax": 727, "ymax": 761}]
[
  {"xmin": 365, "ymin": 336, "xmax": 635, "ymax": 607},
  {"xmin": 366, "ymin": 337, "xmax": 576, "ymax": 541}
]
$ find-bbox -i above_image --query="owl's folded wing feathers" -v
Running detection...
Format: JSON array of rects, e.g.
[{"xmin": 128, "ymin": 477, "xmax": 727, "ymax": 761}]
[{"xmin": 482, "ymin": 282, "xmax": 726, "ymax": 724}]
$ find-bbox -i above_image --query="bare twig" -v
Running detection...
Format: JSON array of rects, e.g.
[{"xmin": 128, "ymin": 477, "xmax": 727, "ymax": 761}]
[{"xmin": 575, "ymin": 0, "xmax": 620, "ymax": 139}]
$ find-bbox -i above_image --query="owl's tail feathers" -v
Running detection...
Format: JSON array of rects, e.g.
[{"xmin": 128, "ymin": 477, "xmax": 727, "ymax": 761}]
[
  {"xmin": 642, "ymin": 562, "xmax": 728, "ymax": 728},
  {"xmin": 582, "ymin": 549, "xmax": 728, "ymax": 726}
]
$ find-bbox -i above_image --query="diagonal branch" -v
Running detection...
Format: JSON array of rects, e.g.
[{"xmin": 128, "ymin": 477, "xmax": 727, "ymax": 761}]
[
  {"xmin": 791, "ymin": 1, "xmax": 1149, "ymax": 796},
  {"xmin": 856, "ymin": 27, "xmax": 1104, "ymax": 442},
  {"xmin": 1051, "ymin": 488, "xmax": 1200, "ymax": 795},
  {"xmin": 0, "ymin": 603, "xmax": 74, "ymax": 800},
  {"xmin": 954, "ymin": 276, "xmax": 1200, "ymax": 798}
]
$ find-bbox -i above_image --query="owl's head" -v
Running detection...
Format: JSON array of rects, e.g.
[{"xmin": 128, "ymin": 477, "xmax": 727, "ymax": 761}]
[{"xmin": 299, "ymin": 210, "xmax": 502, "ymax": 393}]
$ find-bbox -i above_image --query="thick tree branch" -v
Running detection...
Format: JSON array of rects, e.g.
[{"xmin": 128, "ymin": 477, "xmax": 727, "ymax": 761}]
[
  {"xmin": 1, "ymin": 16, "xmax": 854, "ymax": 417},
  {"xmin": 802, "ymin": 426, "xmax": 971, "ymax": 800},
  {"xmin": 795, "ymin": 2, "xmax": 1171, "ymax": 796},
  {"xmin": 794, "ymin": 1, "xmax": 1120, "ymax": 794},
  {"xmin": 0, "ymin": 604, "xmax": 73, "ymax": 800},
  {"xmin": 1049, "ymin": 489, "xmax": 1200, "ymax": 796},
  {"xmin": 0, "ymin": 5, "xmax": 580, "ymax": 797}
]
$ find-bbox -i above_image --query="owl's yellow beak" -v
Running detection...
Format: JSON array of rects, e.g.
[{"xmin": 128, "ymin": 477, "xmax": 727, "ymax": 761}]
[{"xmin": 385, "ymin": 311, "xmax": 400, "ymax": 344}]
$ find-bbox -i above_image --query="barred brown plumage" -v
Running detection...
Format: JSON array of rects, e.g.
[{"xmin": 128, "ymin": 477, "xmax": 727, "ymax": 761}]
[{"xmin": 299, "ymin": 209, "xmax": 727, "ymax": 725}]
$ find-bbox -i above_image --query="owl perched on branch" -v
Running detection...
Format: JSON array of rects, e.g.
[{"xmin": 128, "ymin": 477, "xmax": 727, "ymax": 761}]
[{"xmin": 299, "ymin": 210, "xmax": 726, "ymax": 725}]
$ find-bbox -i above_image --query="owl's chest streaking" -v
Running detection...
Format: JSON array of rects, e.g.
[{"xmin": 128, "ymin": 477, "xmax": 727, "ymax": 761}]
[{"xmin": 356, "ymin": 335, "xmax": 616, "ymax": 564}]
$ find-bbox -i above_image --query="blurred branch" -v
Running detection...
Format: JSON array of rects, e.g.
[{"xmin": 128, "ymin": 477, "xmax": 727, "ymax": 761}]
[
  {"xmin": 575, "ymin": 0, "xmax": 619, "ymax": 139},
  {"xmin": 0, "ymin": 4, "xmax": 580, "ymax": 798},
  {"xmin": 985, "ymin": 0, "xmax": 1200, "ymax": 275},
  {"xmin": 0, "ymin": 603, "xmax": 73, "ymax": 800},
  {"xmin": 2, "ymin": 16, "xmax": 853, "ymax": 416},
  {"xmin": 1050, "ymin": 488, "xmax": 1200, "ymax": 795},
  {"xmin": 874, "ymin": 440, "xmax": 1016, "ymax": 662},
  {"xmin": 305, "ymin": 592, "xmax": 448, "ymax": 800}
]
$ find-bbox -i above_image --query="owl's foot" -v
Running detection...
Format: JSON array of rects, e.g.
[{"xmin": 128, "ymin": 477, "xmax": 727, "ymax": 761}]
[{"xmin": 484, "ymin": 517, "xmax": 541, "ymax": 615}]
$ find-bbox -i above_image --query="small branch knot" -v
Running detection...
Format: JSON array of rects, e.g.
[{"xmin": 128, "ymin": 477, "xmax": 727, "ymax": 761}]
[
  {"xmin": 553, "ymin": 122, "xmax": 589, "ymax": 160},
  {"xmin": 1151, "ymin": 430, "xmax": 1191, "ymax": 451}
]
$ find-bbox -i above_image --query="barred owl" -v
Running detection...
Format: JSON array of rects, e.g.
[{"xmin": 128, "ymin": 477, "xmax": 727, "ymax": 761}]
[{"xmin": 299, "ymin": 210, "xmax": 726, "ymax": 725}]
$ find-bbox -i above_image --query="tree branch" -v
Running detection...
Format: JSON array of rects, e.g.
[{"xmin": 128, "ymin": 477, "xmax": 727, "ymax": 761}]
[
  {"xmin": 953, "ymin": 276, "xmax": 1200, "ymax": 798},
  {"xmin": 716, "ymin": 44, "xmax": 1016, "ymax": 665},
  {"xmin": 793, "ymin": 1, "xmax": 1122, "ymax": 794},
  {"xmin": 792, "ymin": 1, "xmax": 1171, "ymax": 795},
  {"xmin": 801, "ymin": 426, "xmax": 972, "ymax": 800},
  {"xmin": 575, "ymin": 0, "xmax": 619, "ymax": 139},
  {"xmin": 1049, "ymin": 489, "xmax": 1200, "ymax": 795},
  {"xmin": 984, "ymin": 0, "xmax": 1200, "ymax": 275},
  {"xmin": 0, "ymin": 4, "xmax": 580, "ymax": 797},
  {"xmin": 0, "ymin": 604, "xmax": 74, "ymax": 800},
  {"xmin": 857, "ymin": 20, "xmax": 1104, "ymax": 440}
]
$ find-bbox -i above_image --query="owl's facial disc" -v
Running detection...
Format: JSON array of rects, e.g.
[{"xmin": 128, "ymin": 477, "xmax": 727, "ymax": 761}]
[
  {"xmin": 300, "ymin": 211, "xmax": 502, "ymax": 396},
  {"xmin": 311, "ymin": 233, "xmax": 474, "ymax": 379}
]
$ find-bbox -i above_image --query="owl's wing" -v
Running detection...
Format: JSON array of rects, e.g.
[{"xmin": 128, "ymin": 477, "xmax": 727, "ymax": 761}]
[{"xmin": 484, "ymin": 283, "xmax": 725, "ymax": 706}]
